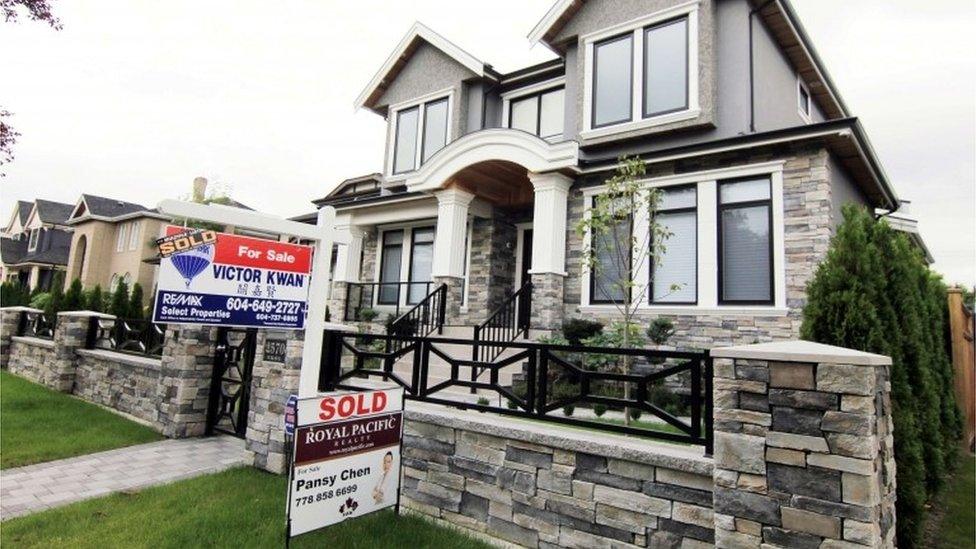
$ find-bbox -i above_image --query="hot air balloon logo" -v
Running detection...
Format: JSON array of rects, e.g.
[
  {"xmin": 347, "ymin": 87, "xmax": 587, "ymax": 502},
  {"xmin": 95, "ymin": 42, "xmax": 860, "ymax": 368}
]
[{"xmin": 170, "ymin": 244, "xmax": 214, "ymax": 288}]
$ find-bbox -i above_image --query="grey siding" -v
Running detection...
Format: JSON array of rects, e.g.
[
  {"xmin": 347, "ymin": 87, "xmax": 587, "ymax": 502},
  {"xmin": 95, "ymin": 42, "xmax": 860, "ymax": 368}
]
[{"xmin": 828, "ymin": 153, "xmax": 869, "ymax": 229}]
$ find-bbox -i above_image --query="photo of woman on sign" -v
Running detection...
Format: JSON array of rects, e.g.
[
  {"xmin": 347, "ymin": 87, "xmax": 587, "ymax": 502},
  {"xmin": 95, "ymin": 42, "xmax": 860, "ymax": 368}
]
[{"xmin": 372, "ymin": 451, "xmax": 395, "ymax": 504}]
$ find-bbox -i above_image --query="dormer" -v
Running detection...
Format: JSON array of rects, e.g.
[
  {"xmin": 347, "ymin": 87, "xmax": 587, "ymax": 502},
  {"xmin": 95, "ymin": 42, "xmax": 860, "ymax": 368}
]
[{"xmin": 355, "ymin": 23, "xmax": 499, "ymax": 184}]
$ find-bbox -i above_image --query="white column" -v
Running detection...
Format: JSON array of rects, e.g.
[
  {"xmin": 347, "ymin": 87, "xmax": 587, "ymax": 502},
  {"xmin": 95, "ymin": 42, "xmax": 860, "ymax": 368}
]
[
  {"xmin": 431, "ymin": 187, "xmax": 475, "ymax": 278},
  {"xmin": 529, "ymin": 172, "xmax": 573, "ymax": 275},
  {"xmin": 332, "ymin": 225, "xmax": 366, "ymax": 282}
]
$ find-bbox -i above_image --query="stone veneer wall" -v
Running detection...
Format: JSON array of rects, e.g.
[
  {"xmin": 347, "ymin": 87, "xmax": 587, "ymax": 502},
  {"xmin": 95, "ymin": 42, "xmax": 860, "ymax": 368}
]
[
  {"xmin": 245, "ymin": 329, "xmax": 303, "ymax": 474},
  {"xmin": 74, "ymin": 349, "xmax": 161, "ymax": 424},
  {"xmin": 562, "ymin": 144, "xmax": 835, "ymax": 347},
  {"xmin": 401, "ymin": 404, "xmax": 715, "ymax": 548},
  {"xmin": 7, "ymin": 311, "xmax": 90, "ymax": 391},
  {"xmin": 710, "ymin": 343, "xmax": 896, "ymax": 547}
]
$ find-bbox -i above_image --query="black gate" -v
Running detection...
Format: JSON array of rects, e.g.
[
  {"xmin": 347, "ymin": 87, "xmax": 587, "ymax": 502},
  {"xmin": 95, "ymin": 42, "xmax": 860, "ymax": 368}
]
[{"xmin": 206, "ymin": 327, "xmax": 257, "ymax": 438}]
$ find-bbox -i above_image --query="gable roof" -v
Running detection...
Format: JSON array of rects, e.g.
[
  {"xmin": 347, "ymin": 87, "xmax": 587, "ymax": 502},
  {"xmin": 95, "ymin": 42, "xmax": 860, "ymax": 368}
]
[
  {"xmin": 313, "ymin": 173, "xmax": 385, "ymax": 207},
  {"xmin": 16, "ymin": 201, "xmax": 31, "ymax": 225},
  {"xmin": 80, "ymin": 194, "xmax": 150, "ymax": 217},
  {"xmin": 33, "ymin": 199, "xmax": 74, "ymax": 225},
  {"xmin": 528, "ymin": 0, "xmax": 850, "ymax": 119},
  {"xmin": 355, "ymin": 22, "xmax": 497, "ymax": 113}
]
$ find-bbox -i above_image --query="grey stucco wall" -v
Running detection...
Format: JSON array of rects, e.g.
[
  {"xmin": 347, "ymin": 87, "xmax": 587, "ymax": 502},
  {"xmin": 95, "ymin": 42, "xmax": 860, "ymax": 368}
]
[{"xmin": 827, "ymin": 153, "xmax": 869, "ymax": 229}]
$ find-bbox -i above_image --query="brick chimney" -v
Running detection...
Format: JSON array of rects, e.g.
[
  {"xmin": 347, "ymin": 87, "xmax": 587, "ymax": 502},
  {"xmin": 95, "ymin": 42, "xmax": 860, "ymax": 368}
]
[{"xmin": 192, "ymin": 177, "xmax": 208, "ymax": 203}]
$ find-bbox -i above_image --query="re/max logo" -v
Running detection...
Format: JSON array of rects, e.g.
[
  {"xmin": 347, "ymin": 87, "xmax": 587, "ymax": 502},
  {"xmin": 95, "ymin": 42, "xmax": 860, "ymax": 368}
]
[
  {"xmin": 161, "ymin": 293, "xmax": 203, "ymax": 306},
  {"xmin": 156, "ymin": 230, "xmax": 217, "ymax": 257}
]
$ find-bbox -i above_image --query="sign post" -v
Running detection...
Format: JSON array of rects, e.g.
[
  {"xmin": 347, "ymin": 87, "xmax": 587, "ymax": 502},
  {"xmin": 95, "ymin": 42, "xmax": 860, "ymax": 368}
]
[{"xmin": 285, "ymin": 387, "xmax": 404, "ymax": 539}]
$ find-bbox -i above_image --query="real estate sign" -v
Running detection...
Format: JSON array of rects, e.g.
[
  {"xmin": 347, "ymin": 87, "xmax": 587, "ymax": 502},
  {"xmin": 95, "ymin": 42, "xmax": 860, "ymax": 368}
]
[
  {"xmin": 287, "ymin": 388, "xmax": 404, "ymax": 538},
  {"xmin": 152, "ymin": 226, "xmax": 313, "ymax": 329}
]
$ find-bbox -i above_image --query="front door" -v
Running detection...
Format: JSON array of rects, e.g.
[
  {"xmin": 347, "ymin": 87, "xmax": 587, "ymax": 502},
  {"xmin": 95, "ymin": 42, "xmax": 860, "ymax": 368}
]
[{"xmin": 206, "ymin": 327, "xmax": 257, "ymax": 438}]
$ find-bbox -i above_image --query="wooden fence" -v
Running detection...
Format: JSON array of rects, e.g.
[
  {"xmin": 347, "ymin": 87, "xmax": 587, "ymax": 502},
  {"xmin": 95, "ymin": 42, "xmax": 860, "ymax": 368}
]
[{"xmin": 947, "ymin": 288, "xmax": 975, "ymax": 450}]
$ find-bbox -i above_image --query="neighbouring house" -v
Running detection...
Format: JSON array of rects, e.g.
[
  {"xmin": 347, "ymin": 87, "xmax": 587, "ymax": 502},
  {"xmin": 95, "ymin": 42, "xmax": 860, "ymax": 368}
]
[
  {"xmin": 0, "ymin": 199, "xmax": 74, "ymax": 290},
  {"xmin": 64, "ymin": 194, "xmax": 170, "ymax": 302},
  {"xmin": 308, "ymin": 0, "xmax": 930, "ymax": 349}
]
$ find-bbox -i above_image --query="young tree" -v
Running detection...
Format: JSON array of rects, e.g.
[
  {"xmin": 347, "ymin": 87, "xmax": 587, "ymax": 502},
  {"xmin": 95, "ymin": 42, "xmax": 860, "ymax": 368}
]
[
  {"xmin": 85, "ymin": 284, "xmax": 105, "ymax": 312},
  {"xmin": 43, "ymin": 271, "xmax": 65, "ymax": 314},
  {"xmin": 127, "ymin": 283, "xmax": 145, "ymax": 319},
  {"xmin": 62, "ymin": 278, "xmax": 86, "ymax": 310},
  {"xmin": 110, "ymin": 280, "xmax": 130, "ymax": 318},
  {"xmin": 575, "ymin": 156, "xmax": 676, "ymax": 423}
]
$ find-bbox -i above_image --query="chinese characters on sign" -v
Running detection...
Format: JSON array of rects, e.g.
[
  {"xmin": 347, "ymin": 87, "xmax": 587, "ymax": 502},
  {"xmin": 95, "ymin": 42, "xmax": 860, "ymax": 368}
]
[
  {"xmin": 152, "ymin": 226, "xmax": 313, "ymax": 329},
  {"xmin": 287, "ymin": 388, "xmax": 404, "ymax": 538}
]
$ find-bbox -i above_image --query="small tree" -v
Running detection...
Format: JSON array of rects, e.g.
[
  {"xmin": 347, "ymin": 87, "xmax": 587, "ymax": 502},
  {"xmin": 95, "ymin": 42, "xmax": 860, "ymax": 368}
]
[
  {"xmin": 44, "ymin": 271, "xmax": 65, "ymax": 315},
  {"xmin": 62, "ymin": 278, "xmax": 86, "ymax": 311},
  {"xmin": 0, "ymin": 281, "xmax": 29, "ymax": 306},
  {"xmin": 110, "ymin": 280, "xmax": 130, "ymax": 318},
  {"xmin": 128, "ymin": 283, "xmax": 145, "ymax": 319},
  {"xmin": 86, "ymin": 284, "xmax": 105, "ymax": 312},
  {"xmin": 575, "ymin": 155, "xmax": 676, "ymax": 424}
]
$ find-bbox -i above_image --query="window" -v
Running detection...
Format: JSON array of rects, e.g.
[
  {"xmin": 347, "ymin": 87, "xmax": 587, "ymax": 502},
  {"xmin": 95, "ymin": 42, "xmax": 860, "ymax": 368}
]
[
  {"xmin": 377, "ymin": 230, "xmax": 404, "ymax": 304},
  {"xmin": 651, "ymin": 186, "xmax": 696, "ymax": 303},
  {"xmin": 116, "ymin": 223, "xmax": 128, "ymax": 252},
  {"xmin": 128, "ymin": 222, "xmax": 140, "ymax": 250},
  {"xmin": 407, "ymin": 227, "xmax": 435, "ymax": 303},
  {"xmin": 508, "ymin": 88, "xmax": 565, "ymax": 139},
  {"xmin": 592, "ymin": 34, "xmax": 633, "ymax": 128},
  {"xmin": 27, "ymin": 228, "xmax": 39, "ymax": 251},
  {"xmin": 718, "ymin": 177, "xmax": 773, "ymax": 304},
  {"xmin": 798, "ymin": 78, "xmax": 811, "ymax": 121},
  {"xmin": 391, "ymin": 94, "xmax": 451, "ymax": 175},
  {"xmin": 589, "ymin": 196, "xmax": 632, "ymax": 304},
  {"xmin": 643, "ymin": 18, "xmax": 688, "ymax": 118},
  {"xmin": 110, "ymin": 273, "xmax": 119, "ymax": 289}
]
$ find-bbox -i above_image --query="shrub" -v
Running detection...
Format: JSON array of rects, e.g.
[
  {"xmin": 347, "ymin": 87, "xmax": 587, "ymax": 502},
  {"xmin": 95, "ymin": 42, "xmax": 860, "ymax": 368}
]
[
  {"xmin": 44, "ymin": 272, "xmax": 65, "ymax": 315},
  {"xmin": 646, "ymin": 317, "xmax": 675, "ymax": 345},
  {"xmin": 0, "ymin": 282, "xmax": 30, "ymax": 307},
  {"xmin": 476, "ymin": 397, "xmax": 490, "ymax": 406},
  {"xmin": 110, "ymin": 281, "xmax": 130, "ymax": 318},
  {"xmin": 30, "ymin": 292, "xmax": 52, "ymax": 310},
  {"xmin": 562, "ymin": 404, "xmax": 574, "ymax": 416},
  {"xmin": 506, "ymin": 399, "xmax": 518, "ymax": 410},
  {"xmin": 359, "ymin": 308, "xmax": 379, "ymax": 322},
  {"xmin": 593, "ymin": 403, "xmax": 607, "ymax": 417},
  {"xmin": 128, "ymin": 283, "xmax": 145, "ymax": 319},
  {"xmin": 85, "ymin": 285, "xmax": 105, "ymax": 312},
  {"xmin": 628, "ymin": 408, "xmax": 642, "ymax": 421},
  {"xmin": 801, "ymin": 204, "xmax": 962, "ymax": 547},
  {"xmin": 561, "ymin": 318, "xmax": 604, "ymax": 345},
  {"xmin": 62, "ymin": 279, "xmax": 86, "ymax": 311}
]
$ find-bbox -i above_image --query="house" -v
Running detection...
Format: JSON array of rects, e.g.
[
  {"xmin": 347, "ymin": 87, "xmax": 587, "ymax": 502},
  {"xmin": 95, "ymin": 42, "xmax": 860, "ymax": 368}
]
[
  {"xmin": 311, "ymin": 0, "xmax": 922, "ymax": 348},
  {"xmin": 64, "ymin": 194, "xmax": 170, "ymax": 301},
  {"xmin": 0, "ymin": 199, "xmax": 74, "ymax": 290}
]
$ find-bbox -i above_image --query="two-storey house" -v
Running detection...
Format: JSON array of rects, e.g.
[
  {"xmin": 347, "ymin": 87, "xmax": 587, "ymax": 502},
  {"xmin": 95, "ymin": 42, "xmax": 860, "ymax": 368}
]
[
  {"xmin": 316, "ymin": 0, "xmax": 912, "ymax": 348},
  {"xmin": 1, "ymin": 199, "xmax": 74, "ymax": 290}
]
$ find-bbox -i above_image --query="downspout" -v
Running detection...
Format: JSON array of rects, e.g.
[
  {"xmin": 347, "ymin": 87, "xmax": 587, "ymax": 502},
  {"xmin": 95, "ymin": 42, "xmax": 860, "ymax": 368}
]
[{"xmin": 749, "ymin": 0, "xmax": 776, "ymax": 133}]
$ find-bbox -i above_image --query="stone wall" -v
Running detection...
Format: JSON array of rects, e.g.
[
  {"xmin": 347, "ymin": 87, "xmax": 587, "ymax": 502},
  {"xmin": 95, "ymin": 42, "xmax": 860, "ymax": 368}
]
[
  {"xmin": 156, "ymin": 324, "xmax": 217, "ymax": 438},
  {"xmin": 8, "ymin": 336, "xmax": 57, "ymax": 386},
  {"xmin": 401, "ymin": 403, "xmax": 715, "ymax": 548},
  {"xmin": 7, "ymin": 311, "xmax": 92, "ymax": 391},
  {"xmin": 0, "ymin": 306, "xmax": 31, "ymax": 367},
  {"xmin": 710, "ymin": 341, "xmax": 896, "ymax": 548},
  {"xmin": 74, "ymin": 349, "xmax": 161, "ymax": 424},
  {"xmin": 246, "ymin": 329, "xmax": 303, "ymax": 474}
]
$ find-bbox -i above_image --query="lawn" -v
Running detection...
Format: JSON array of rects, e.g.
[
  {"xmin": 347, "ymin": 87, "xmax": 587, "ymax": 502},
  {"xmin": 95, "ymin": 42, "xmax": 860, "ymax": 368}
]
[
  {"xmin": 929, "ymin": 452, "xmax": 975, "ymax": 549},
  {"xmin": 0, "ymin": 370, "xmax": 162, "ymax": 469},
  {"xmin": 0, "ymin": 467, "xmax": 494, "ymax": 549}
]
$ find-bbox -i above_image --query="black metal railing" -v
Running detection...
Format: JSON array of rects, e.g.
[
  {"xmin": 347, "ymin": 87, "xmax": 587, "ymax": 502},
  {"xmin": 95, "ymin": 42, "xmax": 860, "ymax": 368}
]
[
  {"xmin": 343, "ymin": 281, "xmax": 435, "ymax": 322},
  {"xmin": 17, "ymin": 311, "xmax": 56, "ymax": 339},
  {"xmin": 319, "ymin": 330, "xmax": 713, "ymax": 452},
  {"xmin": 386, "ymin": 284, "xmax": 447, "ymax": 352},
  {"xmin": 86, "ymin": 317, "xmax": 167, "ymax": 358},
  {"xmin": 473, "ymin": 281, "xmax": 532, "ymax": 363}
]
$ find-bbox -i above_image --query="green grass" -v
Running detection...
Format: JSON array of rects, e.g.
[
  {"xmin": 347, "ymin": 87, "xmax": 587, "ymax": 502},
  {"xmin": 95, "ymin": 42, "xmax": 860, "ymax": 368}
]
[
  {"xmin": 0, "ymin": 467, "xmax": 493, "ymax": 549},
  {"xmin": 932, "ymin": 453, "xmax": 975, "ymax": 549},
  {"xmin": 0, "ymin": 370, "xmax": 162, "ymax": 469}
]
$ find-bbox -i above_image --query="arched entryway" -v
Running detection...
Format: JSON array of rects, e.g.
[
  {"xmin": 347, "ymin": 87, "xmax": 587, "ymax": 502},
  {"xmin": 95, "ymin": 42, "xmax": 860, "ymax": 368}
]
[{"xmin": 71, "ymin": 235, "xmax": 87, "ymax": 282}]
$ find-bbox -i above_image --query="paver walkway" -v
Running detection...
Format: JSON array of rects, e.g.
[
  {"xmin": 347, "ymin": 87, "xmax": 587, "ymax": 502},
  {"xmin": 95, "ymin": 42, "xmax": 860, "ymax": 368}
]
[{"xmin": 0, "ymin": 436, "xmax": 248, "ymax": 520}]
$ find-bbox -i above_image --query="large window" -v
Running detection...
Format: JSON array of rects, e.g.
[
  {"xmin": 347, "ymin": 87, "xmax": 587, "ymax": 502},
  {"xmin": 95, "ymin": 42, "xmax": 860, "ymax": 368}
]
[
  {"xmin": 509, "ymin": 87, "xmax": 565, "ymax": 139},
  {"xmin": 651, "ymin": 186, "xmax": 696, "ymax": 303},
  {"xmin": 592, "ymin": 34, "xmax": 633, "ymax": 128},
  {"xmin": 128, "ymin": 221, "xmax": 140, "ymax": 251},
  {"xmin": 377, "ymin": 230, "xmax": 404, "ymax": 304},
  {"xmin": 643, "ymin": 17, "xmax": 688, "ymax": 118},
  {"xmin": 718, "ymin": 177, "xmax": 773, "ymax": 304},
  {"xmin": 407, "ymin": 227, "xmax": 435, "ymax": 303},
  {"xmin": 116, "ymin": 223, "xmax": 128, "ymax": 252},
  {"xmin": 589, "ymin": 196, "xmax": 632, "ymax": 304},
  {"xmin": 392, "ymin": 96, "xmax": 450, "ymax": 175},
  {"xmin": 27, "ymin": 228, "xmax": 39, "ymax": 251}
]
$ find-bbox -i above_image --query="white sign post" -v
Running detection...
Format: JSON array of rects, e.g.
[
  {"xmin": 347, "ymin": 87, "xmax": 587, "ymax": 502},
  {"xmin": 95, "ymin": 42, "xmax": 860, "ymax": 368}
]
[{"xmin": 155, "ymin": 200, "xmax": 348, "ymax": 397}]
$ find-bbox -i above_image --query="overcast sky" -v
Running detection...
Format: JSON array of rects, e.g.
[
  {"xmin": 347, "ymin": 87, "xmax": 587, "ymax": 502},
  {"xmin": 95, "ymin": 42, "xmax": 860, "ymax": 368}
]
[{"xmin": 1, "ymin": 0, "xmax": 973, "ymax": 284}]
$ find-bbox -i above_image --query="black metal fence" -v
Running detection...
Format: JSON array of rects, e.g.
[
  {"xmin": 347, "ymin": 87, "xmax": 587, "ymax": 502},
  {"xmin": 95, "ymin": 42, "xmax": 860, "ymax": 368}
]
[
  {"xmin": 473, "ymin": 281, "xmax": 532, "ymax": 363},
  {"xmin": 17, "ymin": 311, "xmax": 57, "ymax": 340},
  {"xmin": 319, "ymin": 330, "xmax": 713, "ymax": 452},
  {"xmin": 343, "ymin": 281, "xmax": 436, "ymax": 322},
  {"xmin": 86, "ymin": 317, "xmax": 167, "ymax": 358}
]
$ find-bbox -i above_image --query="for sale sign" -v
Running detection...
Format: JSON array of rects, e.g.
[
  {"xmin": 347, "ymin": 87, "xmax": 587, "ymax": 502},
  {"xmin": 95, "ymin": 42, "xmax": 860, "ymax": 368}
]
[
  {"xmin": 152, "ymin": 226, "xmax": 313, "ymax": 329},
  {"xmin": 287, "ymin": 388, "xmax": 404, "ymax": 538}
]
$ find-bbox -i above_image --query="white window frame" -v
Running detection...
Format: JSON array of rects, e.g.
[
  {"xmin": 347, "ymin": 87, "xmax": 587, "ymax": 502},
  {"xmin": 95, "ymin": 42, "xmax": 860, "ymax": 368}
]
[
  {"xmin": 128, "ymin": 221, "xmax": 140, "ymax": 251},
  {"xmin": 580, "ymin": 160, "xmax": 786, "ymax": 316},
  {"xmin": 501, "ymin": 77, "xmax": 566, "ymax": 140},
  {"xmin": 27, "ymin": 228, "xmax": 39, "ymax": 252},
  {"xmin": 373, "ymin": 220, "xmax": 439, "ymax": 309},
  {"xmin": 797, "ymin": 76, "xmax": 812, "ymax": 124},
  {"xmin": 385, "ymin": 88, "xmax": 454, "ymax": 180},
  {"xmin": 581, "ymin": 0, "xmax": 700, "ymax": 140},
  {"xmin": 116, "ymin": 223, "xmax": 128, "ymax": 252}
]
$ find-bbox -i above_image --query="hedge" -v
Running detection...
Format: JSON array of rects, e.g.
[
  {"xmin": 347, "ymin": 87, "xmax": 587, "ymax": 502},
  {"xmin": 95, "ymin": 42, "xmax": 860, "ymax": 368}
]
[{"xmin": 801, "ymin": 204, "xmax": 962, "ymax": 547}]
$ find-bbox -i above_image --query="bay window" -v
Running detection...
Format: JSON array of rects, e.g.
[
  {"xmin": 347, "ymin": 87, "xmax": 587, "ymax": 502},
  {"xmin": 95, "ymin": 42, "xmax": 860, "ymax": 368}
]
[
  {"xmin": 651, "ymin": 186, "xmax": 696, "ymax": 303},
  {"xmin": 509, "ymin": 87, "xmax": 565, "ymax": 139},
  {"xmin": 391, "ymin": 94, "xmax": 451, "ymax": 175},
  {"xmin": 718, "ymin": 177, "xmax": 773, "ymax": 304}
]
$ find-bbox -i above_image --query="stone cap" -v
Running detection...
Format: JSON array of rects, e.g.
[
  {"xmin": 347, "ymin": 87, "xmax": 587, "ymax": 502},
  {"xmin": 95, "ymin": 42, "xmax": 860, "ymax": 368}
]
[
  {"xmin": 323, "ymin": 321, "xmax": 357, "ymax": 332},
  {"xmin": 1, "ymin": 306, "xmax": 41, "ymax": 313},
  {"xmin": 711, "ymin": 340, "xmax": 891, "ymax": 366},
  {"xmin": 56, "ymin": 310, "xmax": 116, "ymax": 318}
]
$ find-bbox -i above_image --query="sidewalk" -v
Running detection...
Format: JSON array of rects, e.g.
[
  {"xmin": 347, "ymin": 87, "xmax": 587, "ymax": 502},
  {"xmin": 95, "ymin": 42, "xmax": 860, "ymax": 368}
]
[{"xmin": 1, "ymin": 436, "xmax": 248, "ymax": 520}]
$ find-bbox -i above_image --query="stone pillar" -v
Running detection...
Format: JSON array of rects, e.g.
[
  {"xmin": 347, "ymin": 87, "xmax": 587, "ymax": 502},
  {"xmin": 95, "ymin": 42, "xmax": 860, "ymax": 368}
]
[
  {"xmin": 329, "ymin": 225, "xmax": 367, "ymax": 322},
  {"xmin": 157, "ymin": 324, "xmax": 217, "ymax": 438},
  {"xmin": 246, "ymin": 329, "xmax": 303, "ymax": 473},
  {"xmin": 432, "ymin": 187, "xmax": 475, "ymax": 324},
  {"xmin": 1, "ymin": 306, "xmax": 34, "ymax": 368},
  {"xmin": 528, "ymin": 172, "xmax": 573, "ymax": 331},
  {"xmin": 710, "ymin": 340, "xmax": 896, "ymax": 548},
  {"xmin": 41, "ymin": 311, "xmax": 100, "ymax": 391}
]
